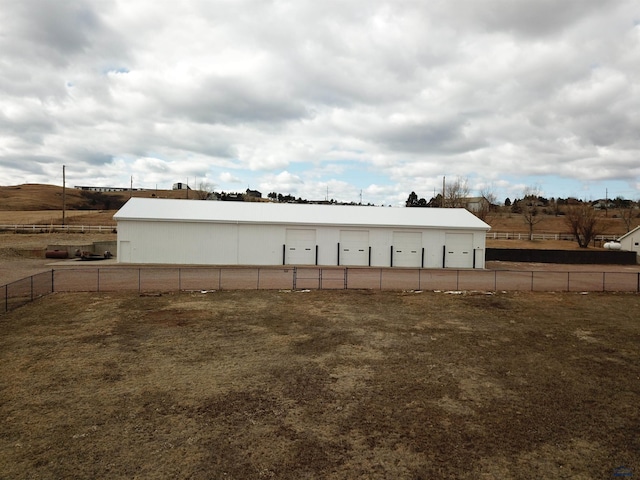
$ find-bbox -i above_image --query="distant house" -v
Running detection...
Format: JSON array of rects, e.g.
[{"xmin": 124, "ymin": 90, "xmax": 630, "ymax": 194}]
[
  {"xmin": 75, "ymin": 186, "xmax": 139, "ymax": 192},
  {"xmin": 245, "ymin": 188, "xmax": 262, "ymax": 198},
  {"xmin": 172, "ymin": 182, "xmax": 191, "ymax": 190},
  {"xmin": 593, "ymin": 199, "xmax": 615, "ymax": 209},
  {"xmin": 463, "ymin": 197, "xmax": 490, "ymax": 213}
]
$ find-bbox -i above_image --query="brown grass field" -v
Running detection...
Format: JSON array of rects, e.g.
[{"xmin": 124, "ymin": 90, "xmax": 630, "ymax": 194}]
[
  {"xmin": 1, "ymin": 183, "xmax": 637, "ymax": 235},
  {"xmin": 1, "ymin": 184, "xmax": 639, "ymax": 478},
  {"xmin": 1, "ymin": 290, "xmax": 639, "ymax": 479}
]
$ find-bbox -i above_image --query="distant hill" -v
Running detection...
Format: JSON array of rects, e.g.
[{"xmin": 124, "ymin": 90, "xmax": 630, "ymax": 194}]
[{"xmin": 0, "ymin": 184, "xmax": 198, "ymax": 211}]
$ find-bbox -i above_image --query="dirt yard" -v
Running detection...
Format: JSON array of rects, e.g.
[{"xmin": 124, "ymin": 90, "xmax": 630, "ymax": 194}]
[
  {"xmin": 0, "ymin": 232, "xmax": 117, "ymax": 285},
  {"xmin": 1, "ymin": 290, "xmax": 638, "ymax": 479}
]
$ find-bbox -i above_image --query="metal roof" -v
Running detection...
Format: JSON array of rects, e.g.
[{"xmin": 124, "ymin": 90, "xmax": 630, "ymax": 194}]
[
  {"xmin": 114, "ymin": 198, "xmax": 491, "ymax": 230},
  {"xmin": 617, "ymin": 225, "xmax": 640, "ymax": 241}
]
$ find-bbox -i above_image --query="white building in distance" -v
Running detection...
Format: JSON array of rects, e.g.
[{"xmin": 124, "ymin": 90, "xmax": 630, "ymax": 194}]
[
  {"xmin": 113, "ymin": 198, "xmax": 490, "ymax": 268},
  {"xmin": 617, "ymin": 226, "xmax": 640, "ymax": 260}
]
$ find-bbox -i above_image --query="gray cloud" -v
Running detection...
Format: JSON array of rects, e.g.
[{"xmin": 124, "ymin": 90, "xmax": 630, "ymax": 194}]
[{"xmin": 0, "ymin": 0, "xmax": 638, "ymax": 203}]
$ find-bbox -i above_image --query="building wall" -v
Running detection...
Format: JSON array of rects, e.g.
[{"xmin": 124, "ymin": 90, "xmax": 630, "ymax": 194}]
[
  {"xmin": 620, "ymin": 230, "xmax": 640, "ymax": 260},
  {"xmin": 117, "ymin": 220, "xmax": 486, "ymax": 268}
]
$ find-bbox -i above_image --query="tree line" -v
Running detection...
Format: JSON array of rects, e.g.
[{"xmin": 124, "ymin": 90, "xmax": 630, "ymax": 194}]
[{"xmin": 406, "ymin": 180, "xmax": 639, "ymax": 248}]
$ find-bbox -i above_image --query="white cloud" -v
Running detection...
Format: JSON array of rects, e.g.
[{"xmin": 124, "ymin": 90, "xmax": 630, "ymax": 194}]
[{"xmin": 0, "ymin": 0, "xmax": 638, "ymax": 204}]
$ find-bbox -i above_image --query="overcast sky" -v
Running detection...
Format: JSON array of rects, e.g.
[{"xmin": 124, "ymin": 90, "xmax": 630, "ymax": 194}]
[{"xmin": 1, "ymin": 0, "xmax": 639, "ymax": 206}]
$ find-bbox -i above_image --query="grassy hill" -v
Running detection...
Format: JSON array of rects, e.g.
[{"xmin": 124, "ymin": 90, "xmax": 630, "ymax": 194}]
[
  {"xmin": 0, "ymin": 184, "xmax": 635, "ymax": 237},
  {"xmin": 0, "ymin": 184, "xmax": 199, "ymax": 211}
]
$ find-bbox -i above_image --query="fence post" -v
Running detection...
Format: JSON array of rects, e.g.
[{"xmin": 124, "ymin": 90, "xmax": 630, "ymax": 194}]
[
  {"xmin": 51, "ymin": 269, "xmax": 55, "ymax": 293},
  {"xmin": 97, "ymin": 268, "xmax": 100, "ymax": 292},
  {"xmin": 602, "ymin": 272, "xmax": 606, "ymax": 292},
  {"xmin": 567, "ymin": 272, "xmax": 570, "ymax": 292},
  {"xmin": 257, "ymin": 268, "xmax": 260, "ymax": 290},
  {"xmin": 530, "ymin": 271, "xmax": 534, "ymax": 291},
  {"xmin": 31, "ymin": 276, "xmax": 33, "ymax": 302}
]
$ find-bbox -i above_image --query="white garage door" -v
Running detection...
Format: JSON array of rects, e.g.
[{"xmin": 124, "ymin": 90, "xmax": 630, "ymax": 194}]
[
  {"xmin": 445, "ymin": 233, "xmax": 473, "ymax": 268},
  {"xmin": 339, "ymin": 230, "xmax": 369, "ymax": 266},
  {"xmin": 285, "ymin": 229, "xmax": 316, "ymax": 265},
  {"xmin": 392, "ymin": 232, "xmax": 422, "ymax": 267}
]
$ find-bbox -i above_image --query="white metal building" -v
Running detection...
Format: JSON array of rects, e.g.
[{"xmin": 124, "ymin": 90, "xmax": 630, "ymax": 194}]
[
  {"xmin": 618, "ymin": 226, "xmax": 640, "ymax": 260},
  {"xmin": 113, "ymin": 198, "xmax": 491, "ymax": 268}
]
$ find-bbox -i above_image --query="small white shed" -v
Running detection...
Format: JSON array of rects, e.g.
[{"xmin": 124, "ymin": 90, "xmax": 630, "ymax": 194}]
[
  {"xmin": 617, "ymin": 226, "xmax": 640, "ymax": 260},
  {"xmin": 113, "ymin": 198, "xmax": 490, "ymax": 268}
]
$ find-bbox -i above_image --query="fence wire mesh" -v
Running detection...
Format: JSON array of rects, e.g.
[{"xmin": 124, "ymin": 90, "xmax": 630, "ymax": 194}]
[{"xmin": 2, "ymin": 266, "xmax": 639, "ymax": 314}]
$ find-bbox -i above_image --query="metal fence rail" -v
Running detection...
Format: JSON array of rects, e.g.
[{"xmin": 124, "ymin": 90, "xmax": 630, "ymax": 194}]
[{"xmin": 2, "ymin": 266, "xmax": 639, "ymax": 315}]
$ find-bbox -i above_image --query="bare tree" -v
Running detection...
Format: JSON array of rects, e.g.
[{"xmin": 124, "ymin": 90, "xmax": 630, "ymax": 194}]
[
  {"xmin": 619, "ymin": 204, "xmax": 637, "ymax": 232},
  {"xmin": 476, "ymin": 185, "xmax": 497, "ymax": 222},
  {"xmin": 564, "ymin": 203, "xmax": 604, "ymax": 248},
  {"xmin": 521, "ymin": 186, "xmax": 544, "ymax": 241},
  {"xmin": 444, "ymin": 176, "xmax": 470, "ymax": 208},
  {"xmin": 548, "ymin": 197, "xmax": 563, "ymax": 216},
  {"xmin": 194, "ymin": 180, "xmax": 216, "ymax": 200}
]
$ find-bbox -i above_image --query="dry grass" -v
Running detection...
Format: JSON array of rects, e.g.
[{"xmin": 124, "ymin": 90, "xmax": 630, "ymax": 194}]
[
  {"xmin": 0, "ymin": 184, "xmax": 202, "ymax": 211},
  {"xmin": 2, "ymin": 184, "xmax": 636, "ymax": 236},
  {"xmin": 1, "ymin": 290, "xmax": 638, "ymax": 479}
]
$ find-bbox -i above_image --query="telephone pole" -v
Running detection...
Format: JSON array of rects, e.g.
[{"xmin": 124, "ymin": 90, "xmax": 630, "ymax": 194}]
[
  {"xmin": 62, "ymin": 165, "xmax": 66, "ymax": 226},
  {"xmin": 442, "ymin": 176, "xmax": 446, "ymax": 207}
]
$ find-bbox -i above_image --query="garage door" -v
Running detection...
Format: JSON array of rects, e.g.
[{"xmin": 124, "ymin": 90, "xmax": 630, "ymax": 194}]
[
  {"xmin": 285, "ymin": 229, "xmax": 316, "ymax": 265},
  {"xmin": 392, "ymin": 232, "xmax": 422, "ymax": 267},
  {"xmin": 339, "ymin": 230, "xmax": 369, "ymax": 266},
  {"xmin": 445, "ymin": 233, "xmax": 473, "ymax": 268}
]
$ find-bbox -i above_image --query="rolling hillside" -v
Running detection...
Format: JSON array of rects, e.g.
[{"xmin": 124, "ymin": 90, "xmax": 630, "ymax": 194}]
[{"xmin": 0, "ymin": 184, "xmax": 635, "ymax": 237}]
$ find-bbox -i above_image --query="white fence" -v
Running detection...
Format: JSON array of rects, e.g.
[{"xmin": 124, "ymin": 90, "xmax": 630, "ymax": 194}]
[
  {"xmin": 0, "ymin": 224, "xmax": 116, "ymax": 233},
  {"xmin": 486, "ymin": 232, "xmax": 618, "ymax": 242},
  {"xmin": 0, "ymin": 224, "xmax": 619, "ymax": 241}
]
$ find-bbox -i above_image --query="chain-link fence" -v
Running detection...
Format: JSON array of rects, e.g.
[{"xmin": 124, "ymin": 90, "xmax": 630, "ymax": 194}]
[
  {"xmin": 2, "ymin": 270, "xmax": 54, "ymax": 313},
  {"xmin": 3, "ymin": 266, "xmax": 640, "ymax": 314}
]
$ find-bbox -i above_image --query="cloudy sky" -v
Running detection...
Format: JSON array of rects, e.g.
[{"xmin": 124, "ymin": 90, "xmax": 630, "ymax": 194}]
[{"xmin": 1, "ymin": 0, "xmax": 639, "ymax": 206}]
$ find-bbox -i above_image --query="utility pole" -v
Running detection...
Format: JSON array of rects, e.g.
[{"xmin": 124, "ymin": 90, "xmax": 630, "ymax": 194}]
[
  {"xmin": 442, "ymin": 176, "xmax": 446, "ymax": 208},
  {"xmin": 62, "ymin": 165, "xmax": 66, "ymax": 226},
  {"xmin": 130, "ymin": 176, "xmax": 133, "ymax": 198}
]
